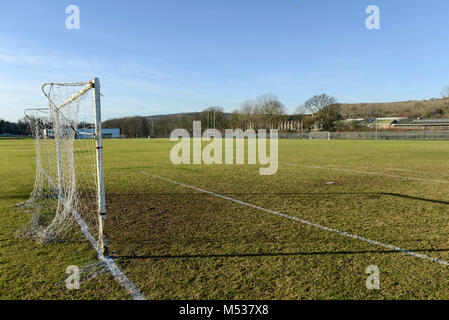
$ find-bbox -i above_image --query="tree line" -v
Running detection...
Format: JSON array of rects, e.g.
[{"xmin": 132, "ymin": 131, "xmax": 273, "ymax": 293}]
[
  {"xmin": 0, "ymin": 118, "xmax": 30, "ymax": 136},
  {"xmin": 3, "ymin": 86, "xmax": 449, "ymax": 137},
  {"xmin": 102, "ymin": 89, "xmax": 449, "ymax": 137},
  {"xmin": 101, "ymin": 93, "xmax": 340, "ymax": 137}
]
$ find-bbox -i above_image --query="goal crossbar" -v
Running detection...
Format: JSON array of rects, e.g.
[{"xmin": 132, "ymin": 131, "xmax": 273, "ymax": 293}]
[{"xmin": 42, "ymin": 81, "xmax": 94, "ymax": 110}]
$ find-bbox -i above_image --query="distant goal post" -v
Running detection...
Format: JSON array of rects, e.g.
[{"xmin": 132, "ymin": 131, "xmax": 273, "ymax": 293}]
[{"xmin": 19, "ymin": 78, "xmax": 108, "ymax": 258}]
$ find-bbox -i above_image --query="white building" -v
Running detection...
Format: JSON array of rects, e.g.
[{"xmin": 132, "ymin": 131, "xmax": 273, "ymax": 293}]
[
  {"xmin": 77, "ymin": 128, "xmax": 120, "ymax": 139},
  {"xmin": 42, "ymin": 127, "xmax": 120, "ymax": 139}
]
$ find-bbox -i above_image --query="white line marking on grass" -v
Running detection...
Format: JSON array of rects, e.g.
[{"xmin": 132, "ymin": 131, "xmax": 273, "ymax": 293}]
[
  {"xmin": 36, "ymin": 161, "xmax": 146, "ymax": 300},
  {"xmin": 141, "ymin": 171, "xmax": 449, "ymax": 267},
  {"xmin": 101, "ymin": 257, "xmax": 146, "ymax": 300},
  {"xmin": 285, "ymin": 162, "xmax": 449, "ymax": 184},
  {"xmin": 322, "ymin": 163, "xmax": 448, "ymax": 177}
]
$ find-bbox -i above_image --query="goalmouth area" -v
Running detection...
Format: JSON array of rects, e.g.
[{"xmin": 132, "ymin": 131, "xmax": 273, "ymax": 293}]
[{"xmin": 2, "ymin": 138, "xmax": 449, "ymax": 299}]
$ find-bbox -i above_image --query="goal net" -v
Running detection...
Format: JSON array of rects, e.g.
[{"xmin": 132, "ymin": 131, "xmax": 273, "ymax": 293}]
[
  {"xmin": 17, "ymin": 78, "xmax": 107, "ymax": 257},
  {"xmin": 309, "ymin": 131, "xmax": 331, "ymax": 140}
]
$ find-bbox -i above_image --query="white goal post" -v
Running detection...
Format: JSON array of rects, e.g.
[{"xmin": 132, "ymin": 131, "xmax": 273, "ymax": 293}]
[{"xmin": 18, "ymin": 78, "xmax": 108, "ymax": 258}]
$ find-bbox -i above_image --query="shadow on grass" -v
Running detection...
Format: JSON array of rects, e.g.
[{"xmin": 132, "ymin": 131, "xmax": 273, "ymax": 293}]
[
  {"xmin": 112, "ymin": 247, "xmax": 449, "ymax": 261},
  {"xmin": 107, "ymin": 191, "xmax": 449, "ymax": 261},
  {"xmin": 108, "ymin": 192, "xmax": 449, "ymax": 206}
]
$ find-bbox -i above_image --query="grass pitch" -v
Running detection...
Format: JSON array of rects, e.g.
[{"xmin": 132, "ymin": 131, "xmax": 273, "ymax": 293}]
[{"xmin": 2, "ymin": 138, "xmax": 449, "ymax": 299}]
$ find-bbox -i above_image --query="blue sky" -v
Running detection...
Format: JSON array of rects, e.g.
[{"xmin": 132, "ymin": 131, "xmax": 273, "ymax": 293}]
[{"xmin": 1, "ymin": 0, "xmax": 448, "ymax": 121}]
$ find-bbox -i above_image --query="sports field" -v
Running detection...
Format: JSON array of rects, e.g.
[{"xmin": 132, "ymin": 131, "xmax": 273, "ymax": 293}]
[{"xmin": 2, "ymin": 138, "xmax": 449, "ymax": 299}]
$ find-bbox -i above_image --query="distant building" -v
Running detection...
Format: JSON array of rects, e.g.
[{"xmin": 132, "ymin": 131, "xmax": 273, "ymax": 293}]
[
  {"xmin": 335, "ymin": 117, "xmax": 409, "ymax": 129},
  {"xmin": 43, "ymin": 128, "xmax": 121, "ymax": 139},
  {"xmin": 43, "ymin": 128, "xmax": 54, "ymax": 139},
  {"xmin": 101, "ymin": 128, "xmax": 121, "ymax": 138},
  {"xmin": 43, "ymin": 128, "xmax": 72, "ymax": 139},
  {"xmin": 334, "ymin": 117, "xmax": 449, "ymax": 131},
  {"xmin": 367, "ymin": 118, "xmax": 407, "ymax": 129},
  {"xmin": 77, "ymin": 128, "xmax": 120, "ymax": 139},
  {"xmin": 395, "ymin": 119, "xmax": 449, "ymax": 130}
]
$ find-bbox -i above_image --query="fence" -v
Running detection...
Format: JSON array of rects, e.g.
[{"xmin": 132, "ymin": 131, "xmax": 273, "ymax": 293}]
[
  {"xmin": 280, "ymin": 131, "xmax": 449, "ymax": 140},
  {"xmin": 118, "ymin": 130, "xmax": 449, "ymax": 140}
]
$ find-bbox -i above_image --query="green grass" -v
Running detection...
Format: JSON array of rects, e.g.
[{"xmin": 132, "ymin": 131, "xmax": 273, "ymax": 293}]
[{"xmin": 2, "ymin": 138, "xmax": 449, "ymax": 299}]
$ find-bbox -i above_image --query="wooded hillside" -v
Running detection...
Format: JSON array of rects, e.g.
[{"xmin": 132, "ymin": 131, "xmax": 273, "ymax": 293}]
[{"xmin": 336, "ymin": 97, "xmax": 449, "ymax": 119}]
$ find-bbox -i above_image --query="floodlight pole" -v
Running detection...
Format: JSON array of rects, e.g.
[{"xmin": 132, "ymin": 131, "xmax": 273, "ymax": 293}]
[{"xmin": 93, "ymin": 77, "xmax": 108, "ymax": 258}]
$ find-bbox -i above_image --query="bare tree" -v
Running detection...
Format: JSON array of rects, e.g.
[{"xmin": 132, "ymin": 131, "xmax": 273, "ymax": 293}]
[
  {"xmin": 238, "ymin": 100, "xmax": 255, "ymax": 130},
  {"xmin": 303, "ymin": 94, "xmax": 337, "ymax": 115},
  {"xmin": 239, "ymin": 100, "xmax": 254, "ymax": 117},
  {"xmin": 295, "ymin": 104, "xmax": 307, "ymax": 115},
  {"xmin": 201, "ymin": 106, "xmax": 225, "ymax": 129},
  {"xmin": 442, "ymin": 86, "xmax": 449, "ymax": 98},
  {"xmin": 254, "ymin": 93, "xmax": 286, "ymax": 129}
]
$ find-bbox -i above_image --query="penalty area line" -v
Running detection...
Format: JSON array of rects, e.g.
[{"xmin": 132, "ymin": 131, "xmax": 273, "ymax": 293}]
[
  {"xmin": 284, "ymin": 162, "xmax": 449, "ymax": 184},
  {"xmin": 141, "ymin": 171, "xmax": 449, "ymax": 268}
]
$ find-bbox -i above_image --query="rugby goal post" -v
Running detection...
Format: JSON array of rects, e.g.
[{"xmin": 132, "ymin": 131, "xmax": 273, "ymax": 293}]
[
  {"xmin": 309, "ymin": 131, "xmax": 331, "ymax": 140},
  {"xmin": 19, "ymin": 78, "xmax": 108, "ymax": 258}
]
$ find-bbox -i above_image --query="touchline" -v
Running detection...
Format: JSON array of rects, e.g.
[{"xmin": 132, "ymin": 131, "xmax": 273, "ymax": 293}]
[{"xmin": 170, "ymin": 121, "xmax": 278, "ymax": 175}]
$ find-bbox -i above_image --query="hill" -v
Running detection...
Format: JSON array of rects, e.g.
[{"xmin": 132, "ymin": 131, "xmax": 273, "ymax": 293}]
[{"xmin": 336, "ymin": 97, "xmax": 449, "ymax": 119}]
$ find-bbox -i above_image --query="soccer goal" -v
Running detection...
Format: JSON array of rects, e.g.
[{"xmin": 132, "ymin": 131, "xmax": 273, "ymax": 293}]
[
  {"xmin": 18, "ymin": 78, "xmax": 108, "ymax": 258},
  {"xmin": 309, "ymin": 131, "xmax": 331, "ymax": 140}
]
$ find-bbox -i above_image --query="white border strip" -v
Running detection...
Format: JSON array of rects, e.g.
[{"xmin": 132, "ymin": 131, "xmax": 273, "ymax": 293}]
[
  {"xmin": 35, "ymin": 161, "xmax": 146, "ymax": 300},
  {"xmin": 285, "ymin": 162, "xmax": 449, "ymax": 184},
  {"xmin": 141, "ymin": 171, "xmax": 449, "ymax": 267}
]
